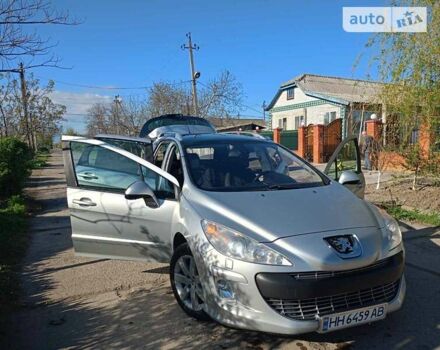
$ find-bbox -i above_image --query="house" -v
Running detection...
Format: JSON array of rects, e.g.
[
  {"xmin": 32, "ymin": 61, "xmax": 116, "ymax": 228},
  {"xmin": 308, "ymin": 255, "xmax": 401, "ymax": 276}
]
[
  {"xmin": 207, "ymin": 117, "xmax": 266, "ymax": 132},
  {"xmin": 265, "ymin": 74, "xmax": 384, "ymax": 138}
]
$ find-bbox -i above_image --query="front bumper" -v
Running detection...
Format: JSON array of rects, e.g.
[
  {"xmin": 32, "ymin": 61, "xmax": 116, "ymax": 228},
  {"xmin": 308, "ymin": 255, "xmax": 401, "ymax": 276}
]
[{"xmin": 198, "ymin": 249, "xmax": 405, "ymax": 335}]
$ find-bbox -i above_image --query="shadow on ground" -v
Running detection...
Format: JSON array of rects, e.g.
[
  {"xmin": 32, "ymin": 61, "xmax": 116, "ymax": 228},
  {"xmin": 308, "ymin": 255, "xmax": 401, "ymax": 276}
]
[
  {"xmin": 3, "ymin": 225, "xmax": 438, "ymax": 350},
  {"xmin": 1, "ymin": 152, "xmax": 439, "ymax": 350}
]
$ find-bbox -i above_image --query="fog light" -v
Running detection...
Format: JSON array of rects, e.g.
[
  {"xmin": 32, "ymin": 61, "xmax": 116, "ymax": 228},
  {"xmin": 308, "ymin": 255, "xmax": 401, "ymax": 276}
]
[{"xmin": 217, "ymin": 279, "xmax": 234, "ymax": 299}]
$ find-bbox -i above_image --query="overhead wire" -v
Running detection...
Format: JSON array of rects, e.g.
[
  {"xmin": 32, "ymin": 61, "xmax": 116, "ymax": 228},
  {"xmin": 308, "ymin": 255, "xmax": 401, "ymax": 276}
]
[
  {"xmin": 43, "ymin": 77, "xmax": 263, "ymax": 119},
  {"xmin": 36, "ymin": 75, "xmax": 192, "ymax": 91}
]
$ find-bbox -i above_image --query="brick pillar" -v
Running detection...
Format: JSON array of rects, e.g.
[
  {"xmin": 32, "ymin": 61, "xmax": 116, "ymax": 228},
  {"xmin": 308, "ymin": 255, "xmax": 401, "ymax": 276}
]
[
  {"xmin": 365, "ymin": 119, "xmax": 383, "ymax": 141},
  {"xmin": 297, "ymin": 126, "xmax": 306, "ymax": 158},
  {"xmin": 313, "ymin": 124, "xmax": 324, "ymax": 163},
  {"xmin": 273, "ymin": 127, "xmax": 281, "ymax": 144},
  {"xmin": 419, "ymin": 122, "xmax": 431, "ymax": 159}
]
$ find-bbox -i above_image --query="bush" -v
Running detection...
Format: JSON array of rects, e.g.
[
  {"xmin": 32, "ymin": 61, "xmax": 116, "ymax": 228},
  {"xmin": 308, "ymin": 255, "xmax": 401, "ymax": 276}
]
[
  {"xmin": 0, "ymin": 138, "xmax": 33, "ymax": 198},
  {"xmin": 0, "ymin": 195, "xmax": 27, "ymax": 307}
]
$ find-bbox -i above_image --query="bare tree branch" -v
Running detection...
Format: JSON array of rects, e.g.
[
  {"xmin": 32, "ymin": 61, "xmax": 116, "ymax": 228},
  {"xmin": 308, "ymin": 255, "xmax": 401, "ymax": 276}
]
[{"xmin": 0, "ymin": 0, "xmax": 80, "ymax": 70}]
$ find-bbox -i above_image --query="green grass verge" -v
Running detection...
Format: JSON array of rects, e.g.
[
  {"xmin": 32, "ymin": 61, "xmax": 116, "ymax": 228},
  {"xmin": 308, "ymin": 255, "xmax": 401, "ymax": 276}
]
[
  {"xmin": 383, "ymin": 205, "xmax": 440, "ymax": 227},
  {"xmin": 0, "ymin": 195, "xmax": 28, "ymax": 310},
  {"xmin": 31, "ymin": 151, "xmax": 49, "ymax": 169}
]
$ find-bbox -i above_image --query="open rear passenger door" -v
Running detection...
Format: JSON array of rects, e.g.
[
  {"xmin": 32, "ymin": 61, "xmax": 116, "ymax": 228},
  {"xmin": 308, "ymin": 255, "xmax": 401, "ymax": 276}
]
[
  {"xmin": 62, "ymin": 136, "xmax": 180, "ymax": 263},
  {"xmin": 324, "ymin": 137, "xmax": 366, "ymax": 198}
]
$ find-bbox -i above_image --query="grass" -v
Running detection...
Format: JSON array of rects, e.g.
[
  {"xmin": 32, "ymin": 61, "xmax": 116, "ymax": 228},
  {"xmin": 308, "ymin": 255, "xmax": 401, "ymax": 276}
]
[
  {"xmin": 0, "ymin": 195, "xmax": 28, "ymax": 310},
  {"xmin": 31, "ymin": 151, "xmax": 49, "ymax": 169},
  {"xmin": 383, "ymin": 204, "xmax": 440, "ymax": 227}
]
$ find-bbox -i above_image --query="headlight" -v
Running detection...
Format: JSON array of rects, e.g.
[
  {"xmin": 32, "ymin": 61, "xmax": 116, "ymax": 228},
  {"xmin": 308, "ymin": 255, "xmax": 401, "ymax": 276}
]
[
  {"xmin": 380, "ymin": 210, "xmax": 402, "ymax": 250},
  {"xmin": 201, "ymin": 220, "xmax": 292, "ymax": 266}
]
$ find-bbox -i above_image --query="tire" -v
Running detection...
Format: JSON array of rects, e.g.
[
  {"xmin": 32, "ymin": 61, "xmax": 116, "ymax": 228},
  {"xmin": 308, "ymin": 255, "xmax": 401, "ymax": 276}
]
[{"xmin": 170, "ymin": 242, "xmax": 210, "ymax": 321}]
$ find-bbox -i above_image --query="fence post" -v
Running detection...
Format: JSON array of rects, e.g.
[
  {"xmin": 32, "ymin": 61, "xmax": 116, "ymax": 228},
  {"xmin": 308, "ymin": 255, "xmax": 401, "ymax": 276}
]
[
  {"xmin": 419, "ymin": 122, "xmax": 431, "ymax": 159},
  {"xmin": 365, "ymin": 119, "xmax": 383, "ymax": 141},
  {"xmin": 273, "ymin": 127, "xmax": 281, "ymax": 144},
  {"xmin": 298, "ymin": 126, "xmax": 306, "ymax": 158},
  {"xmin": 313, "ymin": 124, "xmax": 324, "ymax": 163}
]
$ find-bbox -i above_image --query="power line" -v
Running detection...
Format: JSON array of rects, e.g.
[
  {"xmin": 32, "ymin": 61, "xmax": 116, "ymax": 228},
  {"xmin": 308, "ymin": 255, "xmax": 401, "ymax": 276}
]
[{"xmin": 36, "ymin": 75, "xmax": 192, "ymax": 90}]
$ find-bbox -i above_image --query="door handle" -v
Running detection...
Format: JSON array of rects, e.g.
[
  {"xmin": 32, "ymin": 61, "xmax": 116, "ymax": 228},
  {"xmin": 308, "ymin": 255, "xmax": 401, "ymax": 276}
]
[
  {"xmin": 78, "ymin": 172, "xmax": 98, "ymax": 180},
  {"xmin": 72, "ymin": 198, "xmax": 97, "ymax": 207}
]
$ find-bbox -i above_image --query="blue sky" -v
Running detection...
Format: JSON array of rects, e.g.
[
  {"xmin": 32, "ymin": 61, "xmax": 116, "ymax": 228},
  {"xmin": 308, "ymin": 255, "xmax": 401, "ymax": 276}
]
[{"xmin": 32, "ymin": 0, "xmax": 389, "ymax": 132}]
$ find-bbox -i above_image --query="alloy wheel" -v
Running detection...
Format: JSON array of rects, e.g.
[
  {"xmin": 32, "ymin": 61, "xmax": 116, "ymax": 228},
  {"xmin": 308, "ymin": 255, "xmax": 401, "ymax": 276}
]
[{"xmin": 173, "ymin": 254, "xmax": 205, "ymax": 312}]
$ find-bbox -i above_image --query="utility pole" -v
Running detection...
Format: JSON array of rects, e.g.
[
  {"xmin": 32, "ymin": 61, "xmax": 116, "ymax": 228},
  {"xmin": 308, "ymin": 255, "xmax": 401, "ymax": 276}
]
[
  {"xmin": 19, "ymin": 63, "xmax": 33, "ymax": 150},
  {"xmin": 181, "ymin": 32, "xmax": 200, "ymax": 115},
  {"xmin": 114, "ymin": 95, "xmax": 122, "ymax": 134},
  {"xmin": 262, "ymin": 101, "xmax": 267, "ymax": 123}
]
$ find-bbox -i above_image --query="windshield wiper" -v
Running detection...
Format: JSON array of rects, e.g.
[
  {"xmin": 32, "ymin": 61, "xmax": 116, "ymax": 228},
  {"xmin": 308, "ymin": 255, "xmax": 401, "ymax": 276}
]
[{"xmin": 266, "ymin": 183, "xmax": 299, "ymax": 190}]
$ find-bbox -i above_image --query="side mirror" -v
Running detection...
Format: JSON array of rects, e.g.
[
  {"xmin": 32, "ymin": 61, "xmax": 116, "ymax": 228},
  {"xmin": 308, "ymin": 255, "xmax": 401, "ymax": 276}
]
[
  {"xmin": 125, "ymin": 181, "xmax": 159, "ymax": 208},
  {"xmin": 339, "ymin": 170, "xmax": 361, "ymax": 186}
]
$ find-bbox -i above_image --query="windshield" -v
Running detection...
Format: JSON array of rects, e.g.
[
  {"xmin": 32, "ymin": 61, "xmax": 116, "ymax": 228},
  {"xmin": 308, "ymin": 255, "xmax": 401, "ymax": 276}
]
[{"xmin": 184, "ymin": 140, "xmax": 326, "ymax": 192}]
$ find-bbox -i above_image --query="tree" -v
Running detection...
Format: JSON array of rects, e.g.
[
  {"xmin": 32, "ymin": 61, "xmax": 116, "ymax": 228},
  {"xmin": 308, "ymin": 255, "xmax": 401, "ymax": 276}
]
[
  {"xmin": 64, "ymin": 127, "xmax": 80, "ymax": 136},
  {"xmin": 146, "ymin": 70, "xmax": 243, "ymax": 118},
  {"xmin": 365, "ymin": 0, "xmax": 440, "ymax": 184},
  {"xmin": 85, "ymin": 103, "xmax": 111, "ymax": 136},
  {"xmin": 198, "ymin": 70, "xmax": 243, "ymax": 118},
  {"xmin": 146, "ymin": 82, "xmax": 191, "ymax": 117},
  {"xmin": 0, "ymin": 72, "xmax": 65, "ymax": 149},
  {"xmin": 0, "ymin": 0, "xmax": 78, "ymax": 72},
  {"xmin": 86, "ymin": 70, "xmax": 245, "ymax": 136},
  {"xmin": 86, "ymin": 97, "xmax": 149, "ymax": 137}
]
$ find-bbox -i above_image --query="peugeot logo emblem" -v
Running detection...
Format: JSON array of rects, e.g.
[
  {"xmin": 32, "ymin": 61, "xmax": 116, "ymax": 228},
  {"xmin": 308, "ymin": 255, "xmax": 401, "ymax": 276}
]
[{"xmin": 324, "ymin": 235, "xmax": 362, "ymax": 258}]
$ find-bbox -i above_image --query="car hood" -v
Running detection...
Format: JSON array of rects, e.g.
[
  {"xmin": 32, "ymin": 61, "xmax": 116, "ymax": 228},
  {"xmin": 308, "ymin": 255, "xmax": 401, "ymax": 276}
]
[{"xmin": 184, "ymin": 183, "xmax": 379, "ymax": 243}]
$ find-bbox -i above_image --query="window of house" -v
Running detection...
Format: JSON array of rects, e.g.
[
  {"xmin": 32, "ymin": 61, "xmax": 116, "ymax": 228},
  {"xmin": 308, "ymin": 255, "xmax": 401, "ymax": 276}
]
[
  {"xmin": 294, "ymin": 116, "xmax": 304, "ymax": 130},
  {"xmin": 277, "ymin": 118, "xmax": 287, "ymax": 129},
  {"xmin": 324, "ymin": 111, "xmax": 337, "ymax": 125},
  {"xmin": 286, "ymin": 88, "xmax": 294, "ymax": 100}
]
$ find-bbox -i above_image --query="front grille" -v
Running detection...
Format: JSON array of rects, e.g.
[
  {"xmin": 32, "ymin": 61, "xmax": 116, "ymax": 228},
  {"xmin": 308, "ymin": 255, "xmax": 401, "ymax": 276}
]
[
  {"xmin": 266, "ymin": 280, "xmax": 400, "ymax": 321},
  {"xmin": 291, "ymin": 259, "xmax": 389, "ymax": 281}
]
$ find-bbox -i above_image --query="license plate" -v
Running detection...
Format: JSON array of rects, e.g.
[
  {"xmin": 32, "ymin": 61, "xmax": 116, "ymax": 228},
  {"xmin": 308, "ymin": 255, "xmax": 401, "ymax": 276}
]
[{"xmin": 318, "ymin": 304, "xmax": 387, "ymax": 333}]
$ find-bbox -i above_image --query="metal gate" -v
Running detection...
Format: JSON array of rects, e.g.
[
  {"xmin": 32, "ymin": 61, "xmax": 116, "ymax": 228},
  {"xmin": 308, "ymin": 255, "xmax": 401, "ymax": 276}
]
[
  {"xmin": 280, "ymin": 130, "xmax": 298, "ymax": 150},
  {"xmin": 323, "ymin": 118, "xmax": 342, "ymax": 162},
  {"xmin": 305, "ymin": 124, "xmax": 314, "ymax": 162}
]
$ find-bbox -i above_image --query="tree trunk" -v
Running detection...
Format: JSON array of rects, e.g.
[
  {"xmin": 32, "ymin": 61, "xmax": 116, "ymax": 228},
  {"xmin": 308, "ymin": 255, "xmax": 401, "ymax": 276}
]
[
  {"xmin": 412, "ymin": 167, "xmax": 418, "ymax": 191},
  {"xmin": 376, "ymin": 171, "xmax": 382, "ymax": 190}
]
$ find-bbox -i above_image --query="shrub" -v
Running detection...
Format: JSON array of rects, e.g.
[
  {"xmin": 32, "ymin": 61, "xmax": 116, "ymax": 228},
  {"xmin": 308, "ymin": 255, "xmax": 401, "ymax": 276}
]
[
  {"xmin": 0, "ymin": 195, "xmax": 27, "ymax": 307},
  {"xmin": 0, "ymin": 138, "xmax": 33, "ymax": 198}
]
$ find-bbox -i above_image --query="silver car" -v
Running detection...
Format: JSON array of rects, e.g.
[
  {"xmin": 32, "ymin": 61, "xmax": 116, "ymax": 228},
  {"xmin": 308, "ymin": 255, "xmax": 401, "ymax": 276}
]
[{"xmin": 62, "ymin": 131, "xmax": 405, "ymax": 335}]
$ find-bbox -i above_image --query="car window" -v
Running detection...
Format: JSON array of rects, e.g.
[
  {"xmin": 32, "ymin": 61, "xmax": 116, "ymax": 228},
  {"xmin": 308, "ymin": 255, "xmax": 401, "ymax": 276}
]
[
  {"xmin": 186, "ymin": 147, "xmax": 214, "ymax": 160},
  {"xmin": 184, "ymin": 141, "xmax": 325, "ymax": 192},
  {"xmin": 71, "ymin": 142, "xmax": 141, "ymax": 191},
  {"xmin": 154, "ymin": 141, "xmax": 170, "ymax": 168},
  {"xmin": 327, "ymin": 140, "xmax": 359, "ymax": 181},
  {"xmin": 166, "ymin": 145, "xmax": 184, "ymax": 187},
  {"xmin": 98, "ymin": 138, "xmax": 153, "ymax": 162},
  {"xmin": 141, "ymin": 165, "xmax": 175, "ymax": 199}
]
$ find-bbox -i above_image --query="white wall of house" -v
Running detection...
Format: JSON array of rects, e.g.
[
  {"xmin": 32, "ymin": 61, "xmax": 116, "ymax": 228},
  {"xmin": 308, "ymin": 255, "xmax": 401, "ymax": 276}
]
[
  {"xmin": 270, "ymin": 86, "xmax": 342, "ymax": 130},
  {"xmin": 274, "ymin": 87, "xmax": 316, "ymax": 107}
]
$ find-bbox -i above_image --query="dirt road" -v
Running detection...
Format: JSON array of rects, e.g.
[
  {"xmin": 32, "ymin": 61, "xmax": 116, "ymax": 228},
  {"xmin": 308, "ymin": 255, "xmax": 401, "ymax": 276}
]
[{"xmin": 1, "ymin": 152, "xmax": 439, "ymax": 350}]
